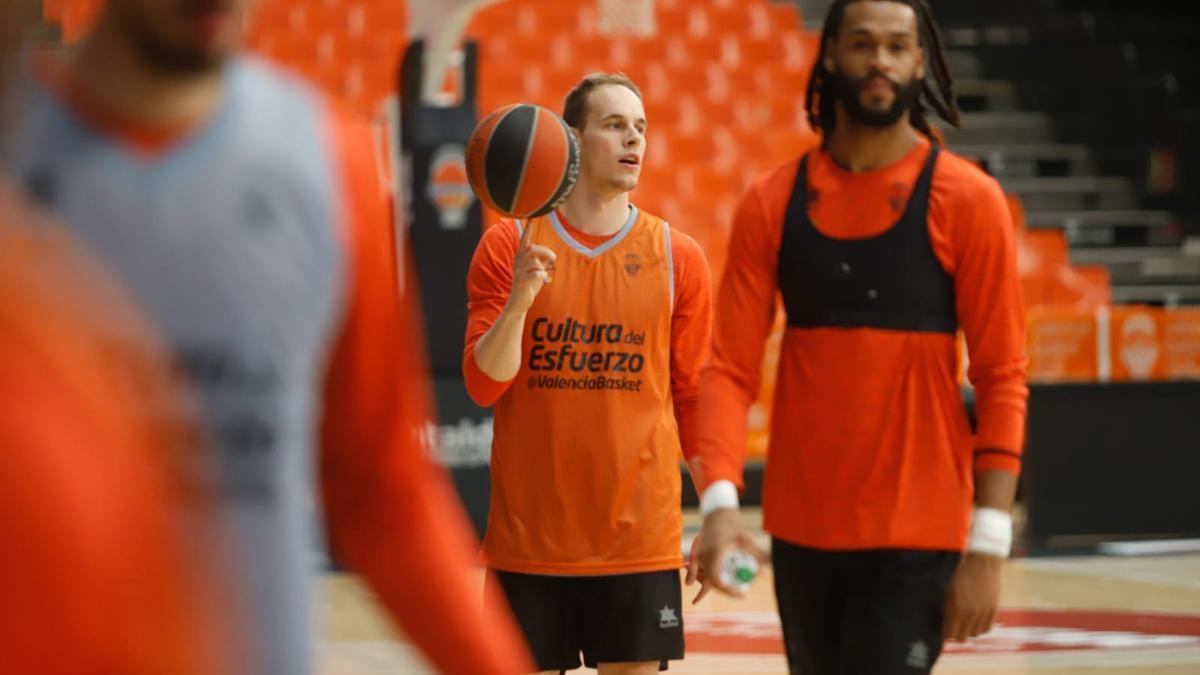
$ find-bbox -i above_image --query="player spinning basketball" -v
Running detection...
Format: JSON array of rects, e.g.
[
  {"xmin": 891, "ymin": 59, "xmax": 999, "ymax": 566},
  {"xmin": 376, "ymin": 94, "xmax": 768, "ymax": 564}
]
[
  {"xmin": 690, "ymin": 1, "xmax": 1028, "ymax": 674},
  {"xmin": 465, "ymin": 74, "xmax": 712, "ymax": 674}
]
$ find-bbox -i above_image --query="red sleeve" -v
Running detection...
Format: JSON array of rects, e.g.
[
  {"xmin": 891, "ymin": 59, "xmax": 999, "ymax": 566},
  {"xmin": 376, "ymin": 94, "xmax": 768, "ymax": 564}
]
[
  {"xmin": 668, "ymin": 228, "xmax": 712, "ymax": 463},
  {"xmin": 462, "ymin": 220, "xmax": 520, "ymax": 407},
  {"xmin": 934, "ymin": 163, "xmax": 1029, "ymax": 473},
  {"xmin": 318, "ymin": 110, "xmax": 533, "ymax": 675},
  {"xmin": 696, "ymin": 167, "xmax": 791, "ymax": 492}
]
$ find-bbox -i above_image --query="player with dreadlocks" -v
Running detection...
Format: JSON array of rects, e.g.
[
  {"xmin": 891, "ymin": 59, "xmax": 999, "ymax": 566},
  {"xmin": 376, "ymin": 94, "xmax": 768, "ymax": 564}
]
[{"xmin": 687, "ymin": 1, "xmax": 1029, "ymax": 673}]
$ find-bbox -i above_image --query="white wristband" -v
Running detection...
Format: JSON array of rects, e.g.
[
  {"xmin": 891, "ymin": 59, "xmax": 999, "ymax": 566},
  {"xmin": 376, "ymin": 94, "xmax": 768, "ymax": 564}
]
[
  {"xmin": 967, "ymin": 506, "xmax": 1013, "ymax": 558},
  {"xmin": 700, "ymin": 480, "xmax": 740, "ymax": 517}
]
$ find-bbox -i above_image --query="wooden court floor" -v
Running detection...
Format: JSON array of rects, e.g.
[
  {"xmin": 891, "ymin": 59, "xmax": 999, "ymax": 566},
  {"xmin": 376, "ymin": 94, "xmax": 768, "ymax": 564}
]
[{"xmin": 318, "ymin": 509, "xmax": 1200, "ymax": 674}]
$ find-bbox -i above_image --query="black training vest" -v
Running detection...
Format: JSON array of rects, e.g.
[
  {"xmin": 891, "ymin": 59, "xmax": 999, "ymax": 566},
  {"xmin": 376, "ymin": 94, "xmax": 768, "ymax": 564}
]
[{"xmin": 777, "ymin": 146, "xmax": 958, "ymax": 333}]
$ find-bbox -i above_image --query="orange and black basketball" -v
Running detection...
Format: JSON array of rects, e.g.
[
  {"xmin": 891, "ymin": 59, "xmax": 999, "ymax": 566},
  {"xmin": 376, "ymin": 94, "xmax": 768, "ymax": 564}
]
[{"xmin": 466, "ymin": 104, "xmax": 581, "ymax": 219}]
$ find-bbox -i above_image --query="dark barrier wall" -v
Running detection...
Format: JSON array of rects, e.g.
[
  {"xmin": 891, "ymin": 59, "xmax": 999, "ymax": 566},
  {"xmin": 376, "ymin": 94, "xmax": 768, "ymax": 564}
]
[
  {"xmin": 421, "ymin": 372, "xmax": 1200, "ymax": 545},
  {"xmin": 400, "ymin": 39, "xmax": 480, "ymax": 376},
  {"xmin": 426, "ymin": 376, "xmax": 494, "ymax": 538},
  {"xmin": 399, "ymin": 41, "xmax": 495, "ymax": 539},
  {"xmin": 1023, "ymin": 382, "xmax": 1200, "ymax": 543}
]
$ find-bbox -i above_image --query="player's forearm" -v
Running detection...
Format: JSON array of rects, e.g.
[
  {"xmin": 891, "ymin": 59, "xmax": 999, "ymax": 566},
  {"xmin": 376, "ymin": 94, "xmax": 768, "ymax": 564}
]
[
  {"xmin": 973, "ymin": 468, "xmax": 1018, "ymax": 511},
  {"xmin": 473, "ymin": 303, "xmax": 528, "ymax": 382}
]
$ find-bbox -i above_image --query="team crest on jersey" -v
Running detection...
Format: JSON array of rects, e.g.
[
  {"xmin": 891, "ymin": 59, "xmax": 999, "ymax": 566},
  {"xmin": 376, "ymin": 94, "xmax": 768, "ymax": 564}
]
[
  {"xmin": 624, "ymin": 252, "xmax": 642, "ymax": 277},
  {"xmin": 426, "ymin": 144, "xmax": 474, "ymax": 230}
]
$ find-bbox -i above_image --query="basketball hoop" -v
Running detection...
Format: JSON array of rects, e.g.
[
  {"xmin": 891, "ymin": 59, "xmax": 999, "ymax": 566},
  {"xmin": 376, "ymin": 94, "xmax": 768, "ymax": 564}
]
[{"xmin": 598, "ymin": 0, "xmax": 656, "ymax": 37}]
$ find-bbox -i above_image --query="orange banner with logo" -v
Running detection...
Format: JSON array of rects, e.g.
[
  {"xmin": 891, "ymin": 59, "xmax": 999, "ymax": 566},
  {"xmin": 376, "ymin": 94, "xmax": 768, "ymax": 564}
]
[
  {"xmin": 1026, "ymin": 307, "xmax": 1098, "ymax": 382},
  {"xmin": 1107, "ymin": 306, "xmax": 1167, "ymax": 382},
  {"xmin": 1161, "ymin": 309, "xmax": 1200, "ymax": 379}
]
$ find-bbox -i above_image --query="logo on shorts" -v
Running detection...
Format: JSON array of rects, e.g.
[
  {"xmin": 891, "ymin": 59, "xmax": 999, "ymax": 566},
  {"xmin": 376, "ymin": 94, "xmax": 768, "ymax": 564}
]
[
  {"xmin": 658, "ymin": 606, "xmax": 679, "ymax": 629},
  {"xmin": 905, "ymin": 640, "xmax": 929, "ymax": 669}
]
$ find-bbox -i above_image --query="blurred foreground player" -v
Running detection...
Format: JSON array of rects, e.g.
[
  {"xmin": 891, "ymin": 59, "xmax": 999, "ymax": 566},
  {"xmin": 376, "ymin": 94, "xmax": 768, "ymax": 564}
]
[
  {"xmin": 2, "ymin": 0, "xmax": 531, "ymax": 673},
  {"xmin": 692, "ymin": 1, "xmax": 1029, "ymax": 673},
  {"xmin": 465, "ymin": 74, "xmax": 712, "ymax": 674},
  {"xmin": 2, "ymin": 5, "xmax": 232, "ymax": 670},
  {"xmin": 0, "ymin": 162, "xmax": 237, "ymax": 675}
]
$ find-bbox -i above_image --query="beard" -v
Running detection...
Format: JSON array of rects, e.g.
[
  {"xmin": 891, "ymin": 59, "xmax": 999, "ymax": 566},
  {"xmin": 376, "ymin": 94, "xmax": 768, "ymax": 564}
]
[
  {"xmin": 119, "ymin": 2, "xmax": 230, "ymax": 76},
  {"xmin": 129, "ymin": 28, "xmax": 224, "ymax": 76},
  {"xmin": 831, "ymin": 70, "xmax": 922, "ymax": 128}
]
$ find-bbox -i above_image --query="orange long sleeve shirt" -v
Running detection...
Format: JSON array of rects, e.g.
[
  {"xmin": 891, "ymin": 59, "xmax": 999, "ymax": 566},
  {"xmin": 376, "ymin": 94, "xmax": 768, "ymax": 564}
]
[{"xmin": 698, "ymin": 136, "xmax": 1028, "ymax": 551}]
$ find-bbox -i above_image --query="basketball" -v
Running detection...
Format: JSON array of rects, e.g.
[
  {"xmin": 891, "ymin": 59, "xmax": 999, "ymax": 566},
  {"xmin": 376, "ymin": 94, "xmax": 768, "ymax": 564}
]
[{"xmin": 466, "ymin": 103, "xmax": 581, "ymax": 219}]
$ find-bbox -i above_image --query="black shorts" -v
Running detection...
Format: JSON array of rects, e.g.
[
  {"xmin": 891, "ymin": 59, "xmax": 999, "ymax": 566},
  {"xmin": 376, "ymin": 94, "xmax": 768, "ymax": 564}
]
[
  {"xmin": 486, "ymin": 568, "xmax": 685, "ymax": 672},
  {"xmin": 772, "ymin": 538, "xmax": 961, "ymax": 675}
]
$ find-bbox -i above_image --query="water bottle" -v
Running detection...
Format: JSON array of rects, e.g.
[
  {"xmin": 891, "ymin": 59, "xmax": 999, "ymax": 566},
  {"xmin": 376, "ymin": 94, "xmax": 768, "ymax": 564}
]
[{"xmin": 719, "ymin": 549, "xmax": 759, "ymax": 593}]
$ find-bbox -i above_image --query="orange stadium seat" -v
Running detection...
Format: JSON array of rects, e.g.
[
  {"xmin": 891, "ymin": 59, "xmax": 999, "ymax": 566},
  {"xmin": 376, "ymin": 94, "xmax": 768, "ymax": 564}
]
[
  {"xmin": 477, "ymin": 62, "xmax": 526, "ymax": 102},
  {"xmin": 607, "ymin": 38, "xmax": 667, "ymax": 72},
  {"xmin": 739, "ymin": 96, "xmax": 808, "ymax": 130},
  {"xmin": 708, "ymin": 3, "xmax": 756, "ymax": 36},
  {"xmin": 514, "ymin": 3, "xmax": 587, "ymax": 36},
  {"xmin": 706, "ymin": 101, "xmax": 746, "ymax": 130},
  {"xmin": 738, "ymin": 34, "xmax": 789, "ymax": 66},
  {"xmin": 656, "ymin": 6, "xmax": 709, "ymax": 39},
  {"xmin": 720, "ymin": 61, "xmax": 806, "ymax": 99},
  {"xmin": 240, "ymin": 0, "xmax": 407, "ymax": 117},
  {"xmin": 644, "ymin": 128, "xmax": 671, "ymax": 158},
  {"xmin": 631, "ymin": 177, "xmax": 667, "ymax": 207},
  {"xmin": 679, "ymin": 165, "xmax": 738, "ymax": 199},
  {"xmin": 475, "ymin": 33, "xmax": 511, "ymax": 62},
  {"xmin": 539, "ymin": 64, "xmax": 590, "ymax": 99},
  {"xmin": 796, "ymin": 32, "xmax": 823, "ymax": 68},
  {"xmin": 1017, "ymin": 230, "xmax": 1069, "ymax": 275},
  {"xmin": 466, "ymin": 9, "xmax": 510, "ymax": 38},
  {"xmin": 663, "ymin": 130, "xmax": 721, "ymax": 166},
  {"xmin": 765, "ymin": 3, "xmax": 801, "ymax": 33},
  {"xmin": 562, "ymin": 35, "xmax": 613, "ymax": 70},
  {"xmin": 769, "ymin": 128, "xmax": 821, "ymax": 165},
  {"xmin": 509, "ymin": 4, "xmax": 540, "ymax": 36},
  {"xmin": 1016, "ymin": 230, "xmax": 1071, "ymax": 309},
  {"xmin": 1057, "ymin": 265, "xmax": 1113, "ymax": 311}
]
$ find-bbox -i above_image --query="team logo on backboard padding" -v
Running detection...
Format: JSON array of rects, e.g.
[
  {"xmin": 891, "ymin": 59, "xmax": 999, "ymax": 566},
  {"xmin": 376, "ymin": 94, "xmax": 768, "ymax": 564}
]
[
  {"xmin": 1119, "ymin": 312, "xmax": 1159, "ymax": 379},
  {"xmin": 427, "ymin": 144, "xmax": 474, "ymax": 230}
]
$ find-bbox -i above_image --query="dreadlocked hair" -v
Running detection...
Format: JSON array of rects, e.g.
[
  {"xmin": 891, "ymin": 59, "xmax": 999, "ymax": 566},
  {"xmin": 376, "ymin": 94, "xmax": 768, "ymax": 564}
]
[{"xmin": 804, "ymin": 0, "xmax": 960, "ymax": 144}]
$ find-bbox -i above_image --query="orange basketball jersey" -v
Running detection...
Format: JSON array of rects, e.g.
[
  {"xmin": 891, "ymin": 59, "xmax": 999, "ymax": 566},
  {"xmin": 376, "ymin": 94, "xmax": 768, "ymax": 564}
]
[{"xmin": 485, "ymin": 206, "xmax": 684, "ymax": 575}]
